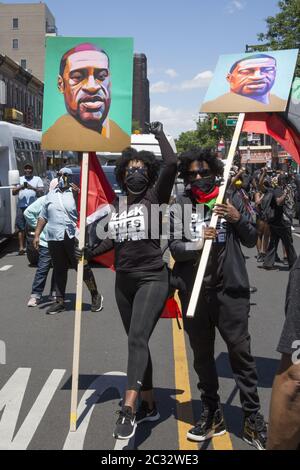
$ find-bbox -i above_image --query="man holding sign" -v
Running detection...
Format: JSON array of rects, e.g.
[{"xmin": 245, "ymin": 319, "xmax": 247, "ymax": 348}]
[{"xmin": 169, "ymin": 150, "xmax": 267, "ymax": 450}]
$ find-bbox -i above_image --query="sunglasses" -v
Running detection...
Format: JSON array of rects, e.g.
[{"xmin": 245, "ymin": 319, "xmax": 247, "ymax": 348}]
[
  {"xmin": 126, "ymin": 167, "xmax": 147, "ymax": 176},
  {"xmin": 187, "ymin": 169, "xmax": 212, "ymax": 178}
]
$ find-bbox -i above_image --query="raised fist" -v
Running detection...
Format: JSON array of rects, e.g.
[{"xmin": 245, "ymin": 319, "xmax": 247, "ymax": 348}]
[{"xmin": 146, "ymin": 121, "xmax": 163, "ymax": 136}]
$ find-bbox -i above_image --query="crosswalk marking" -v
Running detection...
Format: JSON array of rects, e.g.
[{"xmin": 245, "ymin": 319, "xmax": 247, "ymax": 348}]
[
  {"xmin": 0, "ymin": 265, "xmax": 13, "ymax": 271},
  {"xmin": 0, "ymin": 368, "xmax": 65, "ymax": 450}
]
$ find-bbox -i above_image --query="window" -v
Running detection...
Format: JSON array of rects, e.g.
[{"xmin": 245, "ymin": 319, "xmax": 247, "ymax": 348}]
[
  {"xmin": 20, "ymin": 59, "xmax": 26, "ymax": 69},
  {"xmin": 12, "ymin": 39, "xmax": 18, "ymax": 49},
  {"xmin": 13, "ymin": 18, "xmax": 18, "ymax": 29}
]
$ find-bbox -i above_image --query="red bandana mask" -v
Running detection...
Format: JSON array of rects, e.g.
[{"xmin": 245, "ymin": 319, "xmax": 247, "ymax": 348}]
[{"xmin": 191, "ymin": 185, "xmax": 219, "ymax": 204}]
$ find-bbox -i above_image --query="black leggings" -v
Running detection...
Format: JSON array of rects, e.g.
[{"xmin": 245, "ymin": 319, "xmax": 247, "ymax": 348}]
[
  {"xmin": 48, "ymin": 233, "xmax": 98, "ymax": 299},
  {"xmin": 115, "ymin": 266, "xmax": 169, "ymax": 392}
]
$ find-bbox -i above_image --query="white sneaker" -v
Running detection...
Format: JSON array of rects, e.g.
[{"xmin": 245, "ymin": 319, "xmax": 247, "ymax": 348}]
[{"xmin": 27, "ymin": 297, "xmax": 39, "ymax": 307}]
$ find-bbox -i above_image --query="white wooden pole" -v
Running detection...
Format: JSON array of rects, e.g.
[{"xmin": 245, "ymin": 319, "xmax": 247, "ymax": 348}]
[
  {"xmin": 186, "ymin": 113, "xmax": 245, "ymax": 318},
  {"xmin": 70, "ymin": 152, "xmax": 89, "ymax": 431}
]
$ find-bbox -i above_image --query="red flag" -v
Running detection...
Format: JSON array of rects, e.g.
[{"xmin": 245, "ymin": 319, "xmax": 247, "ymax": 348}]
[
  {"xmin": 243, "ymin": 113, "xmax": 300, "ymax": 164},
  {"xmin": 160, "ymin": 297, "xmax": 182, "ymax": 319},
  {"xmin": 78, "ymin": 152, "xmax": 115, "ymax": 269}
]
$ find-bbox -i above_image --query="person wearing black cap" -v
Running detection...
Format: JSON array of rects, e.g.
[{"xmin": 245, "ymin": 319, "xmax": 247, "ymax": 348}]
[
  {"xmin": 12, "ymin": 163, "xmax": 44, "ymax": 255},
  {"xmin": 33, "ymin": 167, "xmax": 103, "ymax": 315}
]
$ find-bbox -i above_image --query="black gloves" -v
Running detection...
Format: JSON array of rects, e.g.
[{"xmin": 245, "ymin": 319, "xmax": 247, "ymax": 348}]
[
  {"xmin": 146, "ymin": 121, "xmax": 163, "ymax": 136},
  {"xmin": 74, "ymin": 245, "xmax": 94, "ymax": 262}
]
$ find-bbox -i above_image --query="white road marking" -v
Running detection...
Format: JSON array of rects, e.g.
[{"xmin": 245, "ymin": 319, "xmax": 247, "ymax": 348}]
[
  {"xmin": 293, "ymin": 232, "xmax": 300, "ymax": 238},
  {"xmin": 8, "ymin": 369, "xmax": 66, "ymax": 450},
  {"xmin": 0, "ymin": 368, "xmax": 134, "ymax": 450},
  {"xmin": 63, "ymin": 371, "xmax": 135, "ymax": 451},
  {"xmin": 0, "ymin": 265, "xmax": 13, "ymax": 271},
  {"xmin": 0, "ymin": 368, "xmax": 65, "ymax": 450},
  {"xmin": 0, "ymin": 368, "xmax": 31, "ymax": 450}
]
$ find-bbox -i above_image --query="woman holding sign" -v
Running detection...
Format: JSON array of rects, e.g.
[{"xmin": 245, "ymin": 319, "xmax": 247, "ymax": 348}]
[
  {"xmin": 169, "ymin": 151, "xmax": 267, "ymax": 450},
  {"xmin": 76, "ymin": 121, "xmax": 177, "ymax": 439}
]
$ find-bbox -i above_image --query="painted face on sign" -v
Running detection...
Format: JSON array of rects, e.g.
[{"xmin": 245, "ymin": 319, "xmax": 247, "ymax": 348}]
[
  {"xmin": 227, "ymin": 57, "xmax": 276, "ymax": 104},
  {"xmin": 58, "ymin": 50, "xmax": 111, "ymax": 132}
]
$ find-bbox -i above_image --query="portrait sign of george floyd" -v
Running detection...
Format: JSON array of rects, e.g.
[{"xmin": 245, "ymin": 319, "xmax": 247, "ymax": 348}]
[
  {"xmin": 42, "ymin": 37, "xmax": 134, "ymax": 152},
  {"xmin": 201, "ymin": 49, "xmax": 299, "ymax": 113}
]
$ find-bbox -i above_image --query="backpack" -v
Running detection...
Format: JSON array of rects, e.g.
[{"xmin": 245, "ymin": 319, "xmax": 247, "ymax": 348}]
[{"xmin": 261, "ymin": 190, "xmax": 275, "ymax": 223}]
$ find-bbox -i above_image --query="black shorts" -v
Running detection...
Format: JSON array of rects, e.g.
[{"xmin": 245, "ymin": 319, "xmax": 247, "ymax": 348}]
[{"xmin": 15, "ymin": 207, "xmax": 26, "ymax": 231}]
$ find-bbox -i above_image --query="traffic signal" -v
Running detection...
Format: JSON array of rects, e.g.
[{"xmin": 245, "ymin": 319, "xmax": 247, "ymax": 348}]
[{"xmin": 211, "ymin": 116, "xmax": 219, "ymax": 130}]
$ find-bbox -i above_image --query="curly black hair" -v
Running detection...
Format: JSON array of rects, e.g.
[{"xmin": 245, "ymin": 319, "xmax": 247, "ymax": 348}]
[
  {"xmin": 115, "ymin": 147, "xmax": 160, "ymax": 191},
  {"xmin": 178, "ymin": 149, "xmax": 224, "ymax": 182}
]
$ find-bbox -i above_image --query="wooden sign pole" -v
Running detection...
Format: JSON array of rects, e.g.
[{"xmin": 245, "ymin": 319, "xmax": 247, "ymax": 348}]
[
  {"xmin": 70, "ymin": 152, "xmax": 89, "ymax": 431},
  {"xmin": 186, "ymin": 113, "xmax": 245, "ymax": 318}
]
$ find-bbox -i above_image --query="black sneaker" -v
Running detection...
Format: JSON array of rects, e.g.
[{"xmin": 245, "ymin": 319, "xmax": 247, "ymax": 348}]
[
  {"xmin": 91, "ymin": 293, "xmax": 103, "ymax": 312},
  {"xmin": 187, "ymin": 404, "xmax": 226, "ymax": 442},
  {"xmin": 46, "ymin": 301, "xmax": 66, "ymax": 315},
  {"xmin": 113, "ymin": 406, "xmax": 136, "ymax": 440},
  {"xmin": 136, "ymin": 401, "xmax": 160, "ymax": 424},
  {"xmin": 242, "ymin": 412, "xmax": 267, "ymax": 450},
  {"xmin": 256, "ymin": 253, "xmax": 265, "ymax": 263}
]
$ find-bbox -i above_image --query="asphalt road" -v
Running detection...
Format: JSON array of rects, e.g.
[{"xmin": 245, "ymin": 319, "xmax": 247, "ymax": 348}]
[{"xmin": 1, "ymin": 231, "xmax": 300, "ymax": 451}]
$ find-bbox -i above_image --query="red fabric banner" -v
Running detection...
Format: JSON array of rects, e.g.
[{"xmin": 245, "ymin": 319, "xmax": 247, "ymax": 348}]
[
  {"xmin": 242, "ymin": 113, "xmax": 300, "ymax": 164},
  {"xmin": 78, "ymin": 152, "xmax": 115, "ymax": 269}
]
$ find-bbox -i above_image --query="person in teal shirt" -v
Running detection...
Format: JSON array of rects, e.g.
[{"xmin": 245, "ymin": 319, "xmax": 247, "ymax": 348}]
[{"xmin": 24, "ymin": 195, "xmax": 56, "ymax": 307}]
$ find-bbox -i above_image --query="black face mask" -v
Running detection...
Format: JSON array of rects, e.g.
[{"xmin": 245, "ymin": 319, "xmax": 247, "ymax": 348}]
[
  {"xmin": 125, "ymin": 172, "xmax": 149, "ymax": 195},
  {"xmin": 191, "ymin": 176, "xmax": 216, "ymax": 194}
]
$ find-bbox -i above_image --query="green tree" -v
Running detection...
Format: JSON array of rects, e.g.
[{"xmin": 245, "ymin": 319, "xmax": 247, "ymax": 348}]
[
  {"xmin": 176, "ymin": 114, "xmax": 236, "ymax": 153},
  {"xmin": 257, "ymin": 0, "xmax": 300, "ymax": 76},
  {"xmin": 175, "ymin": 130, "xmax": 201, "ymax": 153},
  {"xmin": 132, "ymin": 119, "xmax": 142, "ymax": 133}
]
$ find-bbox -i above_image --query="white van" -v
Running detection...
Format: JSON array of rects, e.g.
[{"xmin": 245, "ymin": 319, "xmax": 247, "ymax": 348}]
[
  {"xmin": 0, "ymin": 122, "xmax": 43, "ymax": 237},
  {"xmin": 98, "ymin": 132, "xmax": 177, "ymax": 165}
]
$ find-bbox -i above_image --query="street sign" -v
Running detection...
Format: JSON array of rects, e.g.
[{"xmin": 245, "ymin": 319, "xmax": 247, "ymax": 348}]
[{"xmin": 226, "ymin": 117, "xmax": 238, "ymax": 126}]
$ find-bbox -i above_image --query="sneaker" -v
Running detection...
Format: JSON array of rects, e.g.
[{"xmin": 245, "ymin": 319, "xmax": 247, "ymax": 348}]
[
  {"xmin": 46, "ymin": 301, "xmax": 66, "ymax": 315},
  {"xmin": 242, "ymin": 412, "xmax": 267, "ymax": 450},
  {"xmin": 256, "ymin": 253, "xmax": 265, "ymax": 263},
  {"xmin": 283, "ymin": 257, "xmax": 289, "ymax": 266},
  {"xmin": 27, "ymin": 297, "xmax": 39, "ymax": 307},
  {"xmin": 187, "ymin": 403, "xmax": 226, "ymax": 442},
  {"xmin": 113, "ymin": 406, "xmax": 137, "ymax": 440},
  {"xmin": 136, "ymin": 401, "xmax": 160, "ymax": 424},
  {"xmin": 91, "ymin": 293, "xmax": 103, "ymax": 312},
  {"xmin": 249, "ymin": 286, "xmax": 258, "ymax": 294},
  {"xmin": 18, "ymin": 249, "xmax": 25, "ymax": 256}
]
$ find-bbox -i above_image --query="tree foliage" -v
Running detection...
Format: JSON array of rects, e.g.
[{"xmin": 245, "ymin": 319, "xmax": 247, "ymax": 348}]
[
  {"xmin": 175, "ymin": 114, "xmax": 235, "ymax": 153},
  {"xmin": 257, "ymin": 0, "xmax": 300, "ymax": 76},
  {"xmin": 132, "ymin": 119, "xmax": 142, "ymax": 133}
]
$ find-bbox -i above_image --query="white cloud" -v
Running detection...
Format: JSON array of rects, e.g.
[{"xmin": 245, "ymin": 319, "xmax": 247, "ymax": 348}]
[
  {"xmin": 180, "ymin": 70, "xmax": 214, "ymax": 90},
  {"xmin": 226, "ymin": 0, "xmax": 246, "ymax": 14},
  {"xmin": 150, "ymin": 81, "xmax": 172, "ymax": 93},
  {"xmin": 150, "ymin": 71, "xmax": 213, "ymax": 94},
  {"xmin": 150, "ymin": 105, "xmax": 199, "ymax": 138},
  {"xmin": 165, "ymin": 68, "xmax": 178, "ymax": 78}
]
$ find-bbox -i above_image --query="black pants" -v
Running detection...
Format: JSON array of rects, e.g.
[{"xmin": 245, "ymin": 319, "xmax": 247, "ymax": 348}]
[
  {"xmin": 115, "ymin": 265, "xmax": 169, "ymax": 392},
  {"xmin": 263, "ymin": 224, "xmax": 297, "ymax": 269},
  {"xmin": 48, "ymin": 233, "xmax": 98, "ymax": 300},
  {"xmin": 180, "ymin": 289, "xmax": 260, "ymax": 417}
]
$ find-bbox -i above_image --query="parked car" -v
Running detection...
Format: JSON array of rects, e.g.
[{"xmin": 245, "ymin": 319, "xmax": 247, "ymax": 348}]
[{"xmin": 102, "ymin": 165, "xmax": 122, "ymax": 195}]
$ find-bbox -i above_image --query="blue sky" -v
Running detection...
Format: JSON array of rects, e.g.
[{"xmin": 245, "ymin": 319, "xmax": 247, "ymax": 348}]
[{"xmin": 4, "ymin": 0, "xmax": 281, "ymax": 136}]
